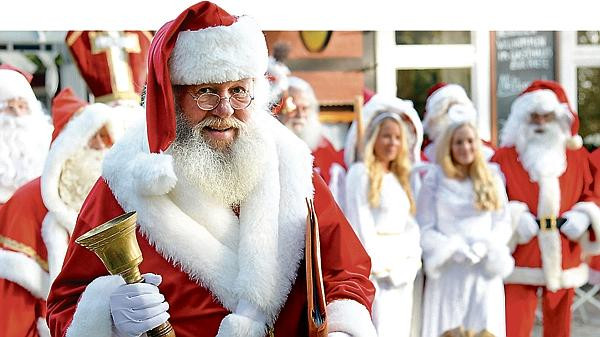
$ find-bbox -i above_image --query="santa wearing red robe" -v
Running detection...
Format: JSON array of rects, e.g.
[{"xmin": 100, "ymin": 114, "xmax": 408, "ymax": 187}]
[
  {"xmin": 0, "ymin": 65, "xmax": 52, "ymax": 205},
  {"xmin": 275, "ymin": 76, "xmax": 347, "ymax": 204},
  {"xmin": 587, "ymin": 149, "xmax": 600, "ymax": 284},
  {"xmin": 491, "ymin": 80, "xmax": 600, "ymax": 337},
  {"xmin": 47, "ymin": 2, "xmax": 376, "ymax": 337},
  {"xmin": 0, "ymin": 87, "xmax": 133, "ymax": 337},
  {"xmin": 421, "ymin": 82, "xmax": 494, "ymax": 162}
]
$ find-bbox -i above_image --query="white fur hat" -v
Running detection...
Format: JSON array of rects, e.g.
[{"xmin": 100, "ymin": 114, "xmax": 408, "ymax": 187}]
[
  {"xmin": 168, "ymin": 8, "xmax": 268, "ymax": 85},
  {"xmin": 0, "ymin": 68, "xmax": 38, "ymax": 109},
  {"xmin": 501, "ymin": 80, "xmax": 582, "ymax": 150},
  {"xmin": 422, "ymin": 83, "xmax": 475, "ymax": 140}
]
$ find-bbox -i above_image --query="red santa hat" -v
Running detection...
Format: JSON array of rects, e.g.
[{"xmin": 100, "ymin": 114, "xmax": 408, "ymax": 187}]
[
  {"xmin": 66, "ymin": 30, "xmax": 152, "ymax": 103},
  {"xmin": 145, "ymin": 1, "xmax": 268, "ymax": 153},
  {"xmin": 0, "ymin": 65, "xmax": 38, "ymax": 109},
  {"xmin": 50, "ymin": 88, "xmax": 87, "ymax": 142},
  {"xmin": 422, "ymin": 82, "xmax": 476, "ymax": 140},
  {"xmin": 501, "ymin": 80, "xmax": 582, "ymax": 150}
]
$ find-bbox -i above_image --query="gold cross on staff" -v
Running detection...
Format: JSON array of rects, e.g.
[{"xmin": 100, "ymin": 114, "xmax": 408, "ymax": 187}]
[{"xmin": 89, "ymin": 31, "xmax": 141, "ymax": 98}]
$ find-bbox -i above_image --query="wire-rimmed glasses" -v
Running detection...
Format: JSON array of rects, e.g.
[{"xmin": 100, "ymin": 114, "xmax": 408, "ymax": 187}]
[{"xmin": 188, "ymin": 91, "xmax": 254, "ymax": 111}]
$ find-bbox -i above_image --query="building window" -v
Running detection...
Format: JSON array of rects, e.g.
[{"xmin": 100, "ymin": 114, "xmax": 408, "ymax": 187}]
[
  {"xmin": 395, "ymin": 31, "xmax": 471, "ymax": 45},
  {"xmin": 396, "ymin": 68, "xmax": 471, "ymax": 118},
  {"xmin": 577, "ymin": 31, "xmax": 600, "ymax": 45},
  {"xmin": 578, "ymin": 67, "xmax": 600, "ymax": 149}
]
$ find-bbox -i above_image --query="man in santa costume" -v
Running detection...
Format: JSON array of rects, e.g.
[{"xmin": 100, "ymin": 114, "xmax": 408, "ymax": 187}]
[
  {"xmin": 47, "ymin": 2, "xmax": 376, "ymax": 337},
  {"xmin": 422, "ymin": 82, "xmax": 494, "ymax": 162},
  {"xmin": 277, "ymin": 76, "xmax": 348, "ymax": 207},
  {"xmin": 0, "ymin": 87, "xmax": 132, "ymax": 337},
  {"xmin": 491, "ymin": 80, "xmax": 600, "ymax": 337},
  {"xmin": 0, "ymin": 64, "xmax": 53, "ymax": 205}
]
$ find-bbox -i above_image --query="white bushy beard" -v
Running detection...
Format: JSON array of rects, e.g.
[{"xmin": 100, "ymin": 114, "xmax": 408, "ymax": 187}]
[
  {"xmin": 284, "ymin": 112, "xmax": 322, "ymax": 150},
  {"xmin": 168, "ymin": 111, "xmax": 268, "ymax": 207},
  {"xmin": 58, "ymin": 146, "xmax": 107, "ymax": 211},
  {"xmin": 516, "ymin": 121, "xmax": 567, "ymax": 181},
  {"xmin": 0, "ymin": 112, "xmax": 52, "ymax": 201}
]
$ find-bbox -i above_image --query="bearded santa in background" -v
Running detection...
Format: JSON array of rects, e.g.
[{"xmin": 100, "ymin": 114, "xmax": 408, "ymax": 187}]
[
  {"xmin": 491, "ymin": 80, "xmax": 600, "ymax": 337},
  {"xmin": 0, "ymin": 65, "xmax": 52, "ymax": 204}
]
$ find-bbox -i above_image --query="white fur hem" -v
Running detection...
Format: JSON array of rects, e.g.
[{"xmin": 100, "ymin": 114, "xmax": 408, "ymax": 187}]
[
  {"xmin": 216, "ymin": 313, "xmax": 266, "ymax": 337},
  {"xmin": 327, "ymin": 299, "xmax": 377, "ymax": 337},
  {"xmin": 0, "ymin": 248, "xmax": 49, "ymax": 299},
  {"xmin": 37, "ymin": 317, "xmax": 51, "ymax": 337},
  {"xmin": 504, "ymin": 263, "xmax": 589, "ymax": 290},
  {"xmin": 169, "ymin": 16, "xmax": 268, "ymax": 85},
  {"xmin": 65, "ymin": 275, "xmax": 124, "ymax": 337}
]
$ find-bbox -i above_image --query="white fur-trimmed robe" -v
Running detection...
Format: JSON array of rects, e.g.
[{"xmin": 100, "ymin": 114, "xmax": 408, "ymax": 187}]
[
  {"xmin": 417, "ymin": 164, "xmax": 514, "ymax": 337},
  {"xmin": 47, "ymin": 114, "xmax": 377, "ymax": 337},
  {"xmin": 344, "ymin": 162, "xmax": 422, "ymax": 337}
]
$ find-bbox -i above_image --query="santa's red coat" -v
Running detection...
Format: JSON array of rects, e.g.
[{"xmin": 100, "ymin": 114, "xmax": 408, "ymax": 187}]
[
  {"xmin": 587, "ymin": 149, "xmax": 600, "ymax": 283},
  {"xmin": 312, "ymin": 137, "xmax": 346, "ymax": 185},
  {"xmin": 47, "ymin": 174, "xmax": 375, "ymax": 337},
  {"xmin": 492, "ymin": 147, "xmax": 600, "ymax": 288},
  {"xmin": 0, "ymin": 178, "xmax": 49, "ymax": 337}
]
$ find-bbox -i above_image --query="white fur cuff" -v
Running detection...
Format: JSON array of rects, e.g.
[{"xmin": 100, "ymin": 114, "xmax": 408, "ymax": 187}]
[
  {"xmin": 131, "ymin": 152, "xmax": 177, "ymax": 196},
  {"xmin": 0, "ymin": 249, "xmax": 50, "ymax": 299},
  {"xmin": 483, "ymin": 243, "xmax": 515, "ymax": 279},
  {"xmin": 65, "ymin": 275, "xmax": 124, "ymax": 337},
  {"xmin": 327, "ymin": 299, "xmax": 377, "ymax": 337},
  {"xmin": 215, "ymin": 313, "xmax": 266, "ymax": 337},
  {"xmin": 424, "ymin": 235, "xmax": 466, "ymax": 279}
]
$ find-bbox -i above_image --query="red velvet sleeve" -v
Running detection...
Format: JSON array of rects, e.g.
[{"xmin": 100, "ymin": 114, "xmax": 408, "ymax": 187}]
[
  {"xmin": 46, "ymin": 178, "xmax": 125, "ymax": 337},
  {"xmin": 577, "ymin": 149, "xmax": 600, "ymax": 205},
  {"xmin": 312, "ymin": 172, "xmax": 376, "ymax": 313}
]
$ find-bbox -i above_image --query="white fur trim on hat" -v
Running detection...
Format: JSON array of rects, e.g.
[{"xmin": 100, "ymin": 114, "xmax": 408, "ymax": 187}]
[
  {"xmin": 501, "ymin": 89, "xmax": 572, "ymax": 147},
  {"xmin": 170, "ymin": 16, "xmax": 268, "ymax": 85},
  {"xmin": 0, "ymin": 69, "xmax": 38, "ymax": 108},
  {"xmin": 327, "ymin": 299, "xmax": 377, "ymax": 337}
]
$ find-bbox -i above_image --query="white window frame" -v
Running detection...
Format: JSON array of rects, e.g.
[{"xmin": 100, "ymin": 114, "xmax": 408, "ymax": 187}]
[
  {"xmin": 558, "ymin": 31, "xmax": 600, "ymax": 110},
  {"xmin": 375, "ymin": 31, "xmax": 492, "ymax": 140}
]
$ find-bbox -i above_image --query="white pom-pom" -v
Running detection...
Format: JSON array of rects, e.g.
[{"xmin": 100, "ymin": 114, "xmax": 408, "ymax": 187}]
[
  {"xmin": 131, "ymin": 153, "xmax": 177, "ymax": 196},
  {"xmin": 566, "ymin": 134, "xmax": 583, "ymax": 150}
]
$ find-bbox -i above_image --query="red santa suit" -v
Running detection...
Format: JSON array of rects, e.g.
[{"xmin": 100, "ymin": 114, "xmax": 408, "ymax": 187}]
[
  {"xmin": 47, "ymin": 3, "xmax": 376, "ymax": 337},
  {"xmin": 0, "ymin": 89, "xmax": 133, "ymax": 337},
  {"xmin": 587, "ymin": 149, "xmax": 600, "ymax": 284},
  {"xmin": 491, "ymin": 80, "xmax": 600, "ymax": 337}
]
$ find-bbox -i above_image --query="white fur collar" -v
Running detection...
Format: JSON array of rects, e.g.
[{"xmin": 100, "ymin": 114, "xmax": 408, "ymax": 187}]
[{"xmin": 102, "ymin": 112, "xmax": 314, "ymax": 324}]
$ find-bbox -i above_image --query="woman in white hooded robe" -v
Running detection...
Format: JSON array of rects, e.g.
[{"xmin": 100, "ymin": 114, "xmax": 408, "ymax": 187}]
[
  {"xmin": 418, "ymin": 118, "xmax": 514, "ymax": 337},
  {"xmin": 345, "ymin": 107, "xmax": 422, "ymax": 337}
]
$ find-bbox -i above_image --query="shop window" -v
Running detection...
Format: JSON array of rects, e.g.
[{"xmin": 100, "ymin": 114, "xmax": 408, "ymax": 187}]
[
  {"xmin": 577, "ymin": 31, "xmax": 600, "ymax": 45},
  {"xmin": 395, "ymin": 31, "xmax": 471, "ymax": 45},
  {"xmin": 396, "ymin": 68, "xmax": 471, "ymax": 118},
  {"xmin": 578, "ymin": 67, "xmax": 600, "ymax": 150}
]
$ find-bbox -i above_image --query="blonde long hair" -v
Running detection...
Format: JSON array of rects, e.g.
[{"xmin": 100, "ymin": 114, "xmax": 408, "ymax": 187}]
[
  {"xmin": 364, "ymin": 114, "xmax": 415, "ymax": 214},
  {"xmin": 436, "ymin": 121, "xmax": 500, "ymax": 211}
]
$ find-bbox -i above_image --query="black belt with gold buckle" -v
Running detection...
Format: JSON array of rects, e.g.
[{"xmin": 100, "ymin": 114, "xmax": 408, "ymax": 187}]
[{"xmin": 536, "ymin": 217, "xmax": 567, "ymax": 231}]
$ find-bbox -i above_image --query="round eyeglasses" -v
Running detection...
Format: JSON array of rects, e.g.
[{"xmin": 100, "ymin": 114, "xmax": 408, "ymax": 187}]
[{"xmin": 188, "ymin": 91, "xmax": 254, "ymax": 111}]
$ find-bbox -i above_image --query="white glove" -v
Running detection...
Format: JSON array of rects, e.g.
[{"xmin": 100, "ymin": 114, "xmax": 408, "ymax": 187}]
[
  {"xmin": 470, "ymin": 242, "xmax": 488, "ymax": 259},
  {"xmin": 452, "ymin": 245, "xmax": 481, "ymax": 264},
  {"xmin": 561, "ymin": 210, "xmax": 590, "ymax": 241},
  {"xmin": 110, "ymin": 273, "xmax": 170, "ymax": 337},
  {"xmin": 516, "ymin": 212, "xmax": 538, "ymax": 244},
  {"xmin": 328, "ymin": 332, "xmax": 351, "ymax": 337}
]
